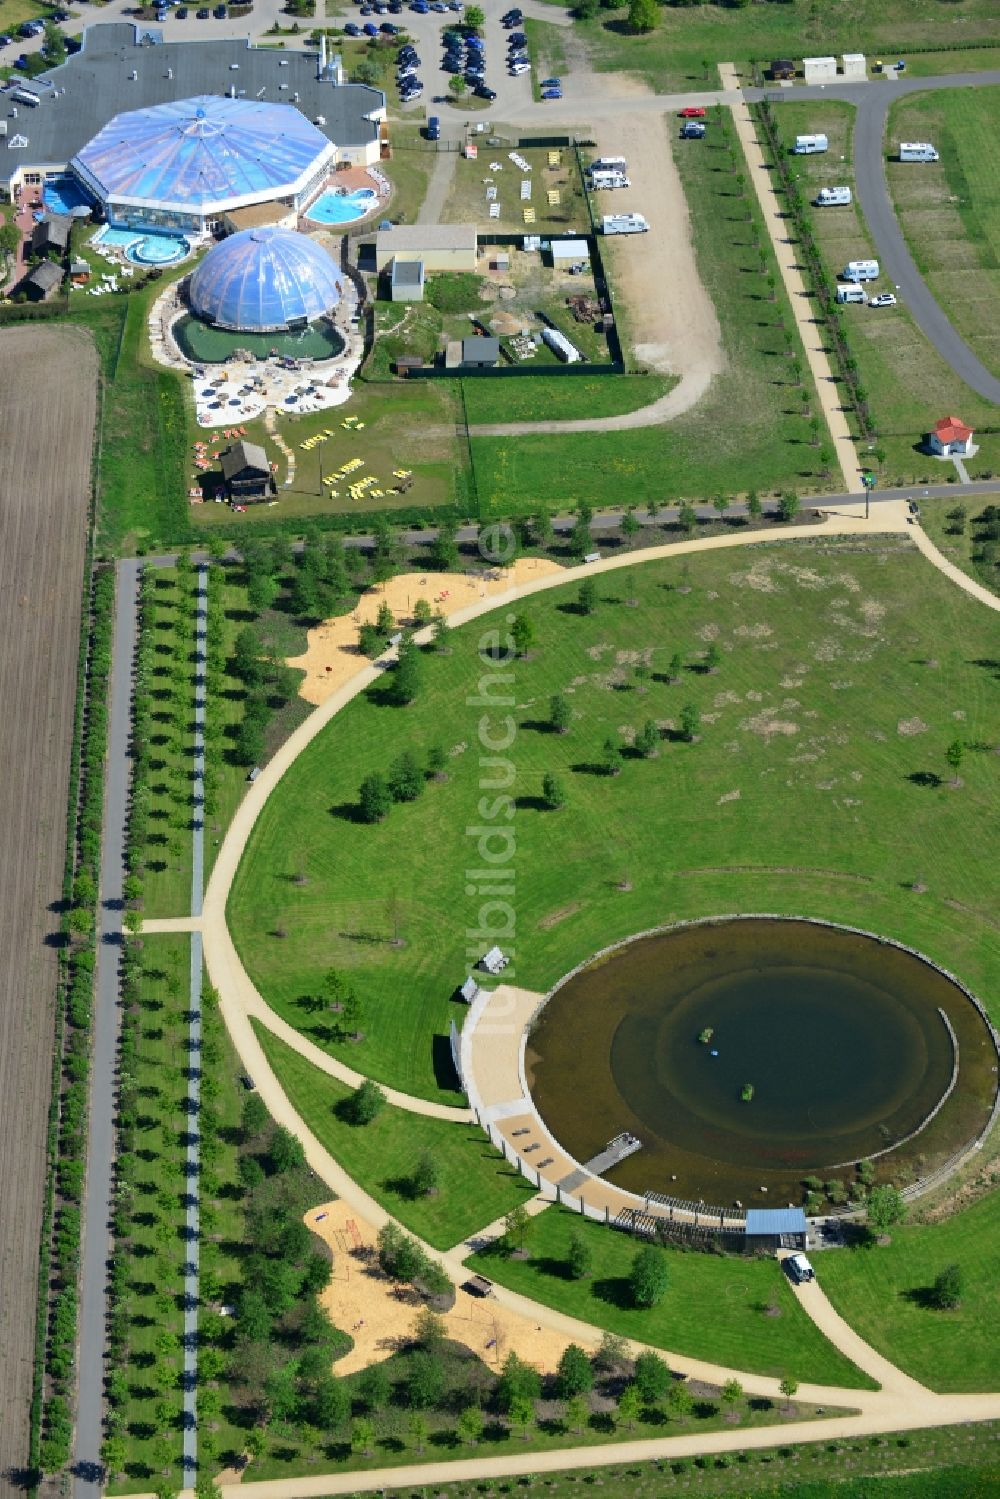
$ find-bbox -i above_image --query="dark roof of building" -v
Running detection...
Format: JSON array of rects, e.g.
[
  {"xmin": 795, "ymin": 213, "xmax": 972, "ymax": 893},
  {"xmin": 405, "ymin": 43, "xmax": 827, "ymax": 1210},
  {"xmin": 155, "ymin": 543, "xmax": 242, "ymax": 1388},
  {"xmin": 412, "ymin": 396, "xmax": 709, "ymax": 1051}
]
[
  {"xmin": 32, "ymin": 215, "xmax": 72, "ymax": 249},
  {"xmin": 462, "ymin": 336, "xmax": 500, "ymax": 362},
  {"xmin": 220, "ymin": 438, "xmax": 270, "ymax": 480},
  {"xmin": 0, "ymin": 22, "xmax": 385, "ymax": 189},
  {"xmin": 744, "ymin": 1207, "xmax": 807, "ymax": 1236},
  {"xmin": 25, "ymin": 259, "xmax": 64, "ymax": 290}
]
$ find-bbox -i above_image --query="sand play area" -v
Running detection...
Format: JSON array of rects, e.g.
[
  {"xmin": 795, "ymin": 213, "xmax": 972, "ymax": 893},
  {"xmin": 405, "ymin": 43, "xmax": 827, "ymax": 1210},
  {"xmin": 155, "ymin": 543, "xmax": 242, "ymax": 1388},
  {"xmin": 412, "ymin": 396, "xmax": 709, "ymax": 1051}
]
[
  {"xmin": 307, "ymin": 1200, "xmax": 577, "ymax": 1378},
  {"xmin": 288, "ymin": 557, "xmax": 564, "ymax": 705}
]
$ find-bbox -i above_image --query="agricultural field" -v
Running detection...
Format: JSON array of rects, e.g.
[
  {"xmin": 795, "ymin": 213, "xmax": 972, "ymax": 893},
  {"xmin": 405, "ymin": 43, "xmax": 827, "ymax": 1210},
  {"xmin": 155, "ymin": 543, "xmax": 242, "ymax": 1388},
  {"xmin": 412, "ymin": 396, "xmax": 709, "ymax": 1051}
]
[
  {"xmin": 467, "ymin": 1208, "xmax": 872, "ymax": 1388},
  {"xmin": 467, "ymin": 110, "xmax": 833, "ymax": 516},
  {"xmin": 559, "ymin": 0, "xmax": 1000, "ymax": 95},
  {"xmin": 887, "ymin": 87, "xmax": 1000, "ymax": 380},
  {"xmin": 0, "ymin": 325, "xmax": 96, "ymax": 1485},
  {"xmin": 768, "ymin": 99, "xmax": 1000, "ymax": 484},
  {"xmin": 228, "ymin": 537, "xmax": 1000, "ymax": 1113},
  {"xmin": 816, "ymin": 1189, "xmax": 1000, "ymax": 1392}
]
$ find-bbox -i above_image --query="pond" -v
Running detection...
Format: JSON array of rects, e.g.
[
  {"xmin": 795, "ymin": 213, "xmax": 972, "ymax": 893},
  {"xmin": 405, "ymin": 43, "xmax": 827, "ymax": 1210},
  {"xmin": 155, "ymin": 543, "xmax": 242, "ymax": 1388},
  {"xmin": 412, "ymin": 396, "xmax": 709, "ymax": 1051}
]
[
  {"xmin": 173, "ymin": 313, "xmax": 345, "ymax": 364},
  {"xmin": 526, "ymin": 919, "xmax": 997, "ymax": 1207}
]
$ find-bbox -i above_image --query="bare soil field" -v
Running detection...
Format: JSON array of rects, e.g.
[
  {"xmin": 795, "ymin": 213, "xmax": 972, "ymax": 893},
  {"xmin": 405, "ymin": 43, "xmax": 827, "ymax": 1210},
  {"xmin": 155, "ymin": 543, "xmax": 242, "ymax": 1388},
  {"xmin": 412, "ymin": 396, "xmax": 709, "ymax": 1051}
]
[{"xmin": 0, "ymin": 326, "xmax": 96, "ymax": 1491}]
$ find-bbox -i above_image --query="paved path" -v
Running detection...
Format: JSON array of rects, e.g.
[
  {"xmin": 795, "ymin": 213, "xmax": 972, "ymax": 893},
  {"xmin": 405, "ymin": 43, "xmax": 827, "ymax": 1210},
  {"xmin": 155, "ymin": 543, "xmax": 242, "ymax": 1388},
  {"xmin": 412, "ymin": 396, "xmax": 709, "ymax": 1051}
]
[
  {"xmin": 722, "ymin": 66, "xmax": 862, "ymax": 495},
  {"xmin": 73, "ymin": 560, "xmax": 141, "ymax": 1499}
]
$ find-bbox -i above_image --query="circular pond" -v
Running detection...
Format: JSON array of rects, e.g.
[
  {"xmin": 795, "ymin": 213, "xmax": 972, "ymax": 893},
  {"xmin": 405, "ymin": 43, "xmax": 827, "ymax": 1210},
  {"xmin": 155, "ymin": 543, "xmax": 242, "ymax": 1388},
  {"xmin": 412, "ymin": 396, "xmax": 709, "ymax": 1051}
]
[
  {"xmin": 526, "ymin": 919, "xmax": 997, "ymax": 1206},
  {"xmin": 173, "ymin": 312, "xmax": 344, "ymax": 364}
]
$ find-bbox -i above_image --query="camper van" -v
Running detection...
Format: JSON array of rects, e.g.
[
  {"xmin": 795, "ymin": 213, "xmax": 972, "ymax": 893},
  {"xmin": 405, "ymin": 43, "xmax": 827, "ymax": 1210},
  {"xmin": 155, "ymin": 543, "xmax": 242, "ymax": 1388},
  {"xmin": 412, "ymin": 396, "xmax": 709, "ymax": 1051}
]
[
  {"xmin": 603, "ymin": 213, "xmax": 649, "ymax": 235},
  {"xmin": 590, "ymin": 155, "xmax": 627, "ymax": 174},
  {"xmin": 815, "ymin": 186, "xmax": 852, "ymax": 207},
  {"xmin": 588, "ymin": 170, "xmax": 631, "ymax": 189},
  {"xmin": 843, "ymin": 259, "xmax": 879, "ymax": 282},
  {"xmin": 836, "ymin": 283, "xmax": 867, "ymax": 304},
  {"xmin": 899, "ymin": 141, "xmax": 939, "ymax": 162},
  {"xmin": 793, "ymin": 133, "xmax": 828, "ymax": 154}
]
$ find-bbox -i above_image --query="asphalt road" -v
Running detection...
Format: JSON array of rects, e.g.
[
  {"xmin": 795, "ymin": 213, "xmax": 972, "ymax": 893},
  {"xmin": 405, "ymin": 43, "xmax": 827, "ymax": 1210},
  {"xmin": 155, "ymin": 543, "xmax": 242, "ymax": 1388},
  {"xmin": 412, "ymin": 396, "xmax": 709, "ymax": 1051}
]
[{"xmin": 73, "ymin": 560, "xmax": 142, "ymax": 1499}]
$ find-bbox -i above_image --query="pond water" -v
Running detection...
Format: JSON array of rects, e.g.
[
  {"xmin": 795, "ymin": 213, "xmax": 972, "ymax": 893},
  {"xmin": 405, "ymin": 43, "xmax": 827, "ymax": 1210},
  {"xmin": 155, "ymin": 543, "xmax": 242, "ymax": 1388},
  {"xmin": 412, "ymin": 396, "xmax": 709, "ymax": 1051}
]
[
  {"xmin": 173, "ymin": 313, "xmax": 345, "ymax": 364},
  {"xmin": 526, "ymin": 919, "xmax": 997, "ymax": 1206}
]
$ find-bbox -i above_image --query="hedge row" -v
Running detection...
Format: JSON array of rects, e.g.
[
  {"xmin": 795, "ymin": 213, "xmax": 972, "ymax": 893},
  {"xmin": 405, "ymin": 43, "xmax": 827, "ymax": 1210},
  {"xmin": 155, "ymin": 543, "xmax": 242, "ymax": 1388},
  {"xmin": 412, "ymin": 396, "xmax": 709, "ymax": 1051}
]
[{"xmin": 36, "ymin": 565, "xmax": 116, "ymax": 1475}]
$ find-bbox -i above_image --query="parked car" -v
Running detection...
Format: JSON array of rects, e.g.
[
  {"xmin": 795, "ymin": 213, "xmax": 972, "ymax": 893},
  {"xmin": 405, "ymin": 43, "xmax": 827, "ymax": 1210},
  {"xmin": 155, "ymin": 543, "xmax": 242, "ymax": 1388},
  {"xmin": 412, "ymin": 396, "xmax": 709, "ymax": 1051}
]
[
  {"xmin": 680, "ymin": 122, "xmax": 705, "ymax": 139},
  {"xmin": 541, "ymin": 86, "xmax": 562, "ymax": 99},
  {"xmin": 389, "ymin": 0, "xmax": 403, "ymax": 9},
  {"xmin": 399, "ymin": 49, "xmax": 420, "ymax": 63},
  {"xmin": 196, "ymin": 7, "xmax": 210, "ymax": 16},
  {"xmin": 784, "ymin": 1253, "xmax": 815, "ymax": 1284},
  {"xmin": 474, "ymin": 84, "xmax": 496, "ymax": 99},
  {"xmin": 381, "ymin": 21, "xmax": 400, "ymax": 32},
  {"xmin": 0, "ymin": 33, "xmax": 13, "ymax": 45},
  {"xmin": 411, "ymin": 0, "xmax": 429, "ymax": 12},
  {"xmin": 52, "ymin": 8, "xmax": 69, "ymax": 20},
  {"xmin": 448, "ymin": 0, "xmax": 462, "ymax": 10},
  {"xmin": 344, "ymin": 21, "xmax": 360, "ymax": 33},
  {"xmin": 502, "ymin": 8, "xmax": 522, "ymax": 23},
  {"xmin": 175, "ymin": 6, "xmax": 188, "ymax": 15},
  {"xmin": 540, "ymin": 76, "xmax": 560, "ymax": 87},
  {"xmin": 679, "ymin": 105, "xmax": 706, "ymax": 118},
  {"xmin": 213, "ymin": 2, "xmax": 226, "ymax": 15},
  {"xmin": 425, "ymin": 114, "xmax": 440, "ymax": 139},
  {"xmin": 509, "ymin": 60, "xmax": 529, "ymax": 74},
  {"xmin": 869, "ymin": 292, "xmax": 897, "ymax": 308},
  {"xmin": 363, "ymin": 22, "xmax": 379, "ymax": 34},
  {"xmin": 508, "ymin": 30, "xmax": 526, "ymax": 44}
]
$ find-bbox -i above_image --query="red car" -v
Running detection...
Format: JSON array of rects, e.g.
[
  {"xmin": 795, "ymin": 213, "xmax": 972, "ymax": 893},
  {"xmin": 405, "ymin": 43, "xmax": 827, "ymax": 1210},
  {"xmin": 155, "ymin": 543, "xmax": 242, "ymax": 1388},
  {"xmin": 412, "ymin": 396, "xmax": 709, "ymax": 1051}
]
[{"xmin": 679, "ymin": 106, "xmax": 706, "ymax": 118}]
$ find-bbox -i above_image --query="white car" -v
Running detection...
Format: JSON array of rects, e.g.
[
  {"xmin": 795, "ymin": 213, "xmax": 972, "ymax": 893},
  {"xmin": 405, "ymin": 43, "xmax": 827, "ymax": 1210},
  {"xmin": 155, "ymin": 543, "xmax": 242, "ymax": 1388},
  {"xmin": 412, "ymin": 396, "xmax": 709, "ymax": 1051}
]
[
  {"xmin": 509, "ymin": 60, "xmax": 530, "ymax": 75},
  {"xmin": 869, "ymin": 293, "xmax": 897, "ymax": 308}
]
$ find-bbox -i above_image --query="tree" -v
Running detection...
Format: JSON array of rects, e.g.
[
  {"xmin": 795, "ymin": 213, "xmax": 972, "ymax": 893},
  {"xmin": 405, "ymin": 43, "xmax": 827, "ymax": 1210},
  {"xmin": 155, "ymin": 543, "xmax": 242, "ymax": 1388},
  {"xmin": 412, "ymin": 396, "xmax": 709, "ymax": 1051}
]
[
  {"xmin": 388, "ymin": 749, "xmax": 424, "ymax": 802},
  {"xmin": 234, "ymin": 717, "xmax": 265, "ymax": 768},
  {"xmin": 618, "ymin": 1381, "xmax": 642, "ymax": 1429},
  {"xmin": 866, "ymin": 1184, "xmax": 906, "ymax": 1239},
  {"xmin": 570, "ymin": 514, "xmax": 593, "ymax": 559},
  {"xmin": 556, "ymin": 1344, "xmax": 593, "ymax": 1399},
  {"xmin": 358, "ymin": 621, "xmax": 386, "ymax": 659},
  {"xmin": 359, "ymin": 771, "xmax": 392, "ymax": 823},
  {"xmin": 448, "ymin": 74, "xmax": 467, "ymax": 99},
  {"xmin": 679, "ymin": 703, "xmax": 701, "ymax": 742},
  {"xmin": 667, "ymin": 1380, "xmax": 693, "ymax": 1418},
  {"xmin": 704, "ymin": 642, "xmax": 722, "ymax": 673},
  {"xmin": 345, "ymin": 1078, "xmax": 385, "ymax": 1125},
  {"xmin": 457, "ymin": 1403, "xmax": 484, "ymax": 1445},
  {"xmin": 930, "ymin": 1262, "xmax": 963, "ymax": 1310},
  {"xmin": 532, "ymin": 506, "xmax": 554, "ymax": 546},
  {"xmin": 542, "ymin": 771, "xmax": 566, "ymax": 810},
  {"xmin": 512, "ymin": 613, "xmax": 535, "ymax": 657},
  {"xmin": 101, "ymin": 1434, "xmax": 127, "ymax": 1478},
  {"xmin": 946, "ymin": 739, "xmax": 964, "ymax": 777},
  {"xmin": 564, "ymin": 1392, "xmax": 588, "ymax": 1433},
  {"xmin": 678, "ymin": 501, "xmax": 697, "ymax": 535},
  {"xmin": 406, "ymin": 1350, "xmax": 445, "ymax": 1409},
  {"xmin": 593, "ymin": 1330, "xmax": 628, "ymax": 1375},
  {"xmin": 666, "ymin": 650, "xmax": 684, "ymax": 683},
  {"xmin": 376, "ymin": 600, "xmax": 395, "ymax": 635},
  {"xmin": 339, "ymin": 987, "xmax": 363, "ymax": 1040},
  {"xmin": 359, "ymin": 1361, "xmax": 391, "ymax": 1413},
  {"xmin": 635, "ymin": 719, "xmax": 659, "ymax": 758},
  {"xmin": 566, "ymin": 1228, "xmax": 593, "ymax": 1280},
  {"xmin": 411, "ymin": 1149, "xmax": 440, "ymax": 1196},
  {"xmin": 601, "ymin": 734, "xmax": 623, "ymax": 776},
  {"xmin": 269, "ymin": 1126, "xmax": 305, "ymax": 1174},
  {"xmin": 242, "ymin": 1092, "xmax": 268, "ymax": 1140},
  {"xmin": 430, "ymin": 517, "xmax": 459, "ymax": 571},
  {"xmin": 503, "ymin": 1202, "xmax": 529, "ymax": 1254},
  {"xmin": 352, "ymin": 1416, "xmax": 376, "ymax": 1457},
  {"xmin": 497, "ymin": 1351, "xmax": 541, "ymax": 1412},
  {"xmin": 414, "ymin": 1307, "xmax": 446, "ymax": 1350},
  {"xmin": 549, "ymin": 692, "xmax": 572, "ymax": 734},
  {"xmin": 721, "ymin": 1377, "xmax": 744, "ymax": 1410},
  {"xmin": 42, "ymin": 19, "xmax": 66, "ymax": 64},
  {"xmin": 313, "ymin": 1374, "xmax": 350, "ymax": 1430},
  {"xmin": 779, "ymin": 491, "xmax": 801, "ymax": 522},
  {"xmin": 779, "ymin": 1375, "xmax": 799, "ymax": 1404},
  {"xmin": 634, "ymin": 1351, "xmax": 670, "ymax": 1404},
  {"xmin": 629, "ymin": 1243, "xmax": 669, "ymax": 1307},
  {"xmin": 508, "ymin": 1392, "xmax": 535, "ymax": 1440},
  {"xmin": 390, "ymin": 637, "xmax": 422, "ymax": 706},
  {"xmin": 427, "ymin": 742, "xmax": 448, "ymax": 779},
  {"xmin": 465, "ymin": 3, "xmax": 485, "ymax": 27},
  {"xmin": 626, "ymin": 0, "xmax": 658, "ymax": 31}
]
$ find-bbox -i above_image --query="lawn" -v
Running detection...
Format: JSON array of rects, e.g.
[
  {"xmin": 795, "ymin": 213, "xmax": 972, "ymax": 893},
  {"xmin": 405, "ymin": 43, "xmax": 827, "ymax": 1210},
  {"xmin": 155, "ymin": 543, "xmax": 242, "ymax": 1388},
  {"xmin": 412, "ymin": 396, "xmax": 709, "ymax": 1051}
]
[
  {"xmin": 919, "ymin": 493, "xmax": 1000, "ymax": 599},
  {"xmin": 254, "ymin": 1023, "xmax": 534, "ymax": 1249},
  {"xmin": 140, "ymin": 565, "xmax": 197, "ymax": 919},
  {"xmin": 460, "ymin": 372, "xmax": 672, "ymax": 424},
  {"xmin": 767, "ymin": 98, "xmax": 1000, "ymax": 484},
  {"xmin": 442, "ymin": 138, "xmax": 589, "ymax": 237},
  {"xmin": 561, "ymin": 0, "xmax": 1000, "ymax": 95},
  {"xmin": 466, "ymin": 1207, "xmax": 874, "ymax": 1389},
  {"xmin": 228, "ymin": 537, "xmax": 1000, "ymax": 1106},
  {"xmin": 887, "ymin": 87, "xmax": 1000, "ymax": 380},
  {"xmin": 817, "ymin": 1190, "xmax": 1000, "ymax": 1392},
  {"xmin": 467, "ymin": 109, "xmax": 833, "ymax": 515}
]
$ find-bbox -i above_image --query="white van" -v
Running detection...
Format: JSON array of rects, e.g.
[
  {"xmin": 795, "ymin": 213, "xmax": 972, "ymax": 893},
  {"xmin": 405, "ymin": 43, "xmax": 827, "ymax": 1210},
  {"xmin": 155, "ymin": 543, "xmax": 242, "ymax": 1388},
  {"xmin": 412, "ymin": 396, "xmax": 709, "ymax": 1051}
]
[
  {"xmin": 603, "ymin": 213, "xmax": 648, "ymax": 235},
  {"xmin": 589, "ymin": 171, "xmax": 631, "ymax": 190},
  {"xmin": 836, "ymin": 283, "xmax": 867, "ymax": 303},
  {"xmin": 815, "ymin": 186, "xmax": 852, "ymax": 206},
  {"xmin": 785, "ymin": 1253, "xmax": 815, "ymax": 1284},
  {"xmin": 899, "ymin": 142, "xmax": 939, "ymax": 162},
  {"xmin": 843, "ymin": 258, "xmax": 879, "ymax": 282},
  {"xmin": 793, "ymin": 133, "xmax": 828, "ymax": 154},
  {"xmin": 590, "ymin": 155, "xmax": 627, "ymax": 174}
]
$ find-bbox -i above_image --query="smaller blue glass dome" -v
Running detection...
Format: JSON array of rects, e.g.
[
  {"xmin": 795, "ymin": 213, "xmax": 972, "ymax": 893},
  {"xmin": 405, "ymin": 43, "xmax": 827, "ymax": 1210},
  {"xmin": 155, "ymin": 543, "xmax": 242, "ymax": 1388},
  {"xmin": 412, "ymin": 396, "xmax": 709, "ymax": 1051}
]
[{"xmin": 189, "ymin": 227, "xmax": 342, "ymax": 333}]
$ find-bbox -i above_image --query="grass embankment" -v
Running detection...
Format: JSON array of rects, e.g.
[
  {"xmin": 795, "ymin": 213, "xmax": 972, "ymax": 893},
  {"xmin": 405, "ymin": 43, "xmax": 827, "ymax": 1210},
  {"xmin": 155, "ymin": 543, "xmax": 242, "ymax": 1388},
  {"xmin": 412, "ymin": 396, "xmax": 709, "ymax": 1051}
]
[
  {"xmin": 469, "ymin": 109, "xmax": 829, "ymax": 515},
  {"xmin": 887, "ymin": 87, "xmax": 1000, "ymax": 382},
  {"xmin": 817, "ymin": 1190, "xmax": 1000, "ymax": 1392},
  {"xmin": 461, "ymin": 373, "xmax": 673, "ymax": 424},
  {"xmin": 228, "ymin": 538, "xmax": 1000, "ymax": 1107},
  {"xmin": 562, "ymin": 0, "xmax": 1000, "ymax": 95},
  {"xmin": 254, "ymin": 1025, "xmax": 535, "ymax": 1248},
  {"xmin": 467, "ymin": 1207, "xmax": 873, "ymax": 1389},
  {"xmin": 768, "ymin": 99, "xmax": 999, "ymax": 484}
]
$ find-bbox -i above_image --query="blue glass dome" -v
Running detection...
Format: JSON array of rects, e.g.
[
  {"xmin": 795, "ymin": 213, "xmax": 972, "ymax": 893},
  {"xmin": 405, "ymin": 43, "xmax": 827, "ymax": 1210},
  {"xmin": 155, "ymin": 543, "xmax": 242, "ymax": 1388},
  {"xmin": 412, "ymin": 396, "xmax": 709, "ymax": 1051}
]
[{"xmin": 189, "ymin": 228, "xmax": 343, "ymax": 332}]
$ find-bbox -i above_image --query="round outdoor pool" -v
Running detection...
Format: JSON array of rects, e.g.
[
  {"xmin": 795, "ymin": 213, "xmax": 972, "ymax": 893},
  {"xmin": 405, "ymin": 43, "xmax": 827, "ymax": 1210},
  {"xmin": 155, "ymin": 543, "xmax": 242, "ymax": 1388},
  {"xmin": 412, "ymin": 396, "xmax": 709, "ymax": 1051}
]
[
  {"xmin": 173, "ymin": 313, "xmax": 344, "ymax": 364},
  {"xmin": 526, "ymin": 919, "xmax": 997, "ymax": 1206},
  {"xmin": 305, "ymin": 187, "xmax": 379, "ymax": 226},
  {"xmin": 128, "ymin": 233, "xmax": 190, "ymax": 266}
]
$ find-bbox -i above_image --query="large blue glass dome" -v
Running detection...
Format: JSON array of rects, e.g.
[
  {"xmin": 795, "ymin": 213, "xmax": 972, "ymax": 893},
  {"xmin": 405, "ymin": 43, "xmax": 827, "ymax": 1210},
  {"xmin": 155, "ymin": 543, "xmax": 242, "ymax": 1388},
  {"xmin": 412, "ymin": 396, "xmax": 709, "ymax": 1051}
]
[{"xmin": 189, "ymin": 227, "xmax": 343, "ymax": 333}]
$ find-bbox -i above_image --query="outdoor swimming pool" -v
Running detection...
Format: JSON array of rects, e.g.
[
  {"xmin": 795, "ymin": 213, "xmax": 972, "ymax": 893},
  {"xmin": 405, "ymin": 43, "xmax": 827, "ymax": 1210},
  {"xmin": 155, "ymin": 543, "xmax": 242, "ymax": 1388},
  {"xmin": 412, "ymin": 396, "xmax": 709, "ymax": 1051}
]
[
  {"xmin": 92, "ymin": 226, "xmax": 191, "ymax": 265},
  {"xmin": 305, "ymin": 187, "xmax": 379, "ymax": 226},
  {"xmin": 43, "ymin": 175, "xmax": 92, "ymax": 217}
]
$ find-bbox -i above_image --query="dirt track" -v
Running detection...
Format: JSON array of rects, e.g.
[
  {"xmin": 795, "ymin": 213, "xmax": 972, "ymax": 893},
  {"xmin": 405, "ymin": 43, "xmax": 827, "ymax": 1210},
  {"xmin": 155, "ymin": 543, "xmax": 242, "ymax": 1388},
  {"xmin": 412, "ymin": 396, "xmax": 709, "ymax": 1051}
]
[{"xmin": 0, "ymin": 326, "xmax": 96, "ymax": 1491}]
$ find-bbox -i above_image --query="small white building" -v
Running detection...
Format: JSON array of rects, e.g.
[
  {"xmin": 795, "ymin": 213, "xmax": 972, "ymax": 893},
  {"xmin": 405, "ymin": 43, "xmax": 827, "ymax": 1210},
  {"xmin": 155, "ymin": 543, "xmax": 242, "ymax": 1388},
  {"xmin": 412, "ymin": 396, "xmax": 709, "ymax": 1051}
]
[
  {"xmin": 841, "ymin": 53, "xmax": 867, "ymax": 80},
  {"xmin": 802, "ymin": 55, "xmax": 837, "ymax": 84},
  {"xmin": 928, "ymin": 416, "xmax": 974, "ymax": 457},
  {"xmin": 551, "ymin": 238, "xmax": 589, "ymax": 266},
  {"xmin": 375, "ymin": 222, "xmax": 477, "ymax": 273},
  {"xmin": 480, "ymin": 946, "xmax": 508, "ymax": 975}
]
